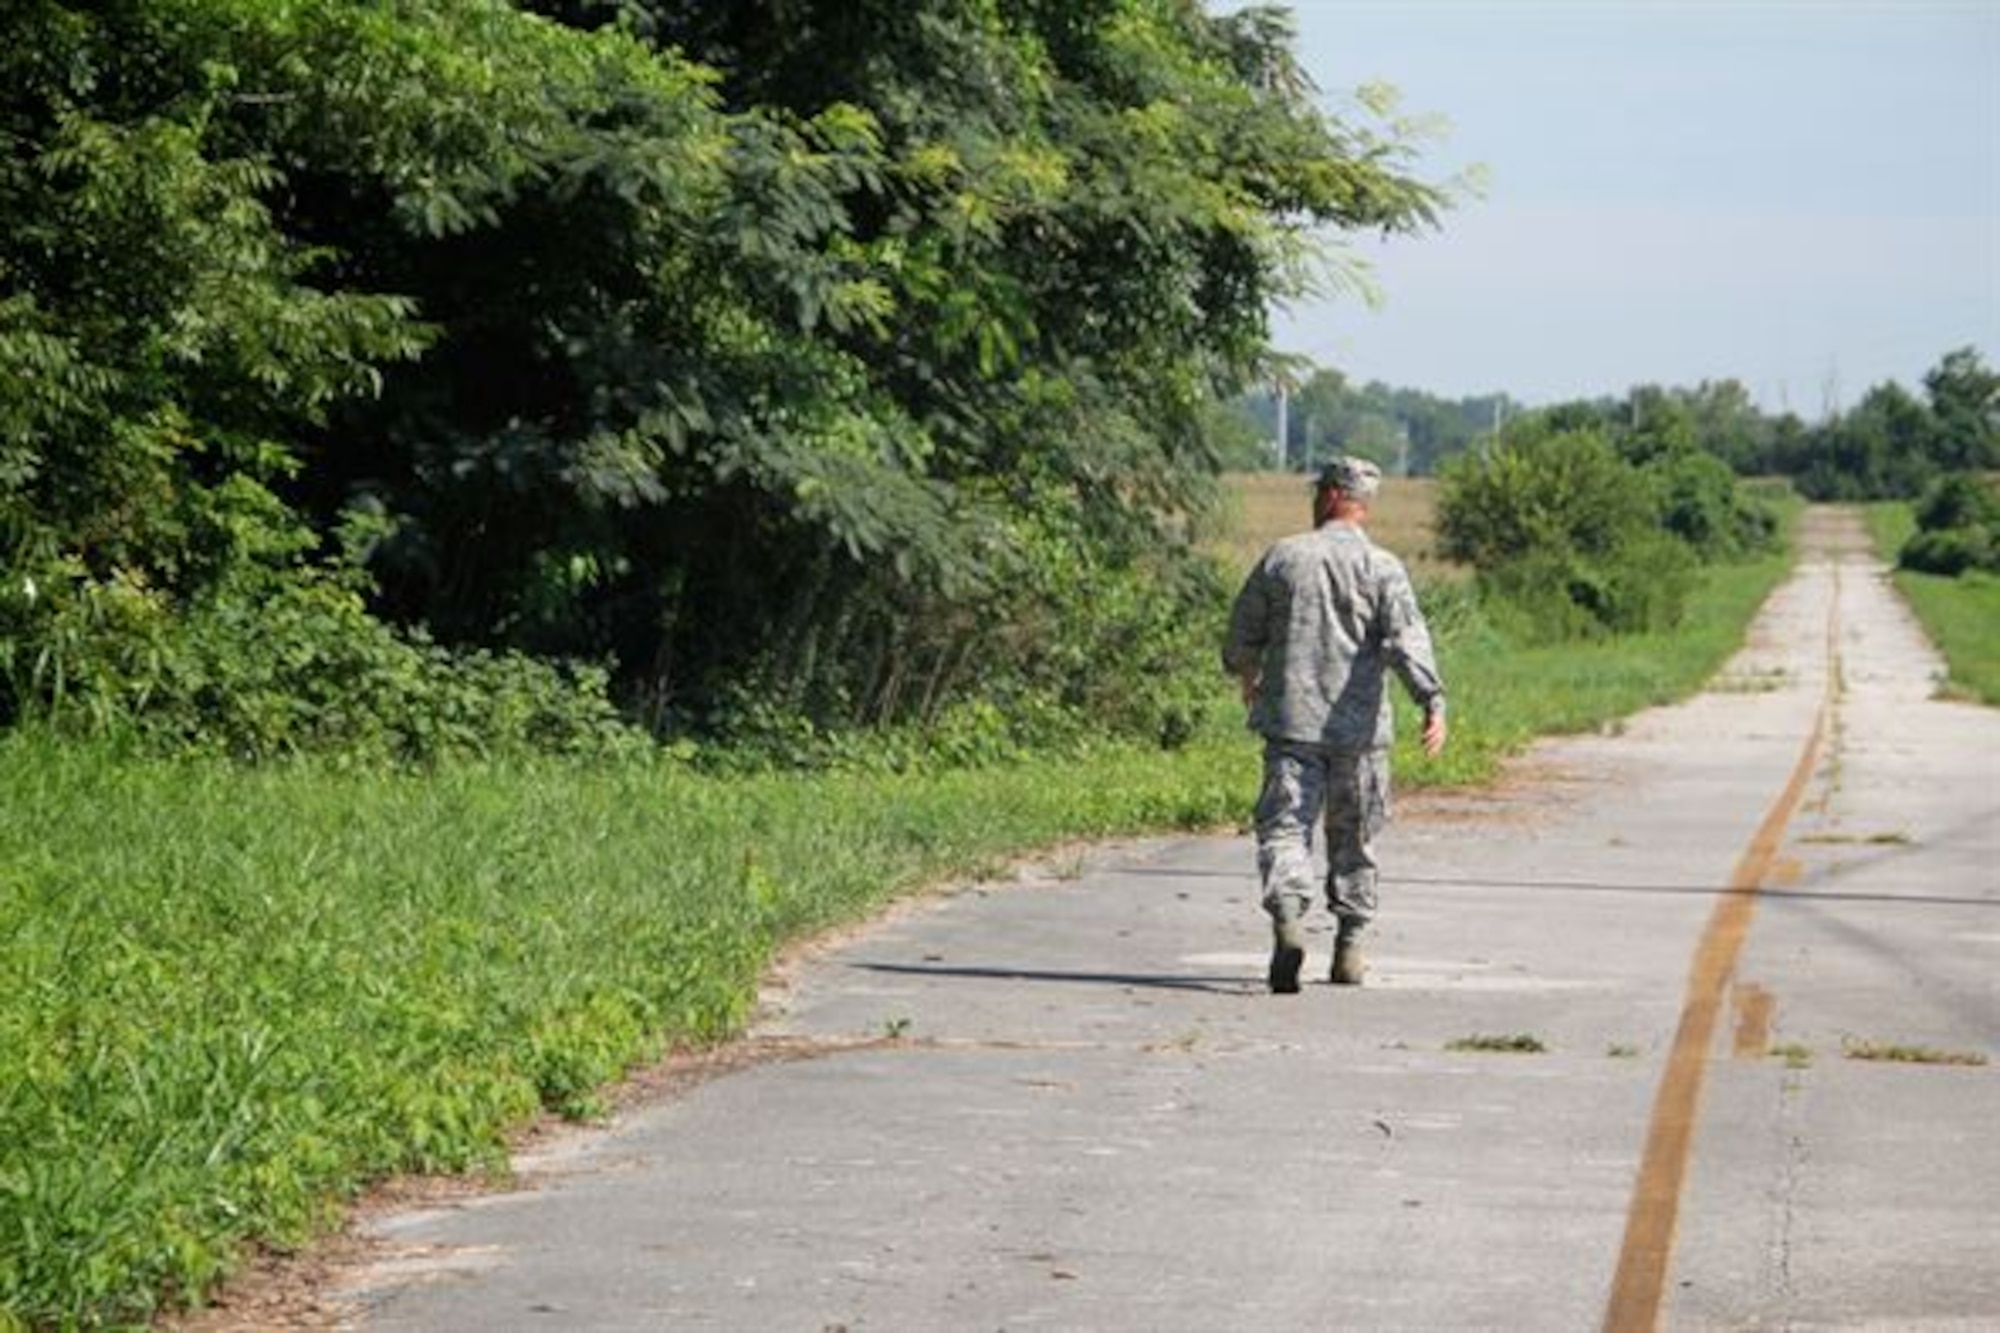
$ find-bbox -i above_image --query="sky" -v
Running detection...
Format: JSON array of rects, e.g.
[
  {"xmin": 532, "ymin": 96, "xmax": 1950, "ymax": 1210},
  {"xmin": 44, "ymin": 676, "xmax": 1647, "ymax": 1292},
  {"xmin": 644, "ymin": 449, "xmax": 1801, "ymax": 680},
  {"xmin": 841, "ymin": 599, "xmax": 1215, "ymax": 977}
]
[{"xmin": 1268, "ymin": 0, "xmax": 2000, "ymax": 414}]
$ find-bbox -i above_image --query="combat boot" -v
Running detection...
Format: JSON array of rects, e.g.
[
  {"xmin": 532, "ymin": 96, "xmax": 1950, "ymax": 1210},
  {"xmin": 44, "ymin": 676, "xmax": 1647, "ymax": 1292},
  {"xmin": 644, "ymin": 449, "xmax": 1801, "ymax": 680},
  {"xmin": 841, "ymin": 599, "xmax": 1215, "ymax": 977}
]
[
  {"xmin": 1268, "ymin": 919, "xmax": 1306, "ymax": 994},
  {"xmin": 1329, "ymin": 925, "xmax": 1365, "ymax": 986}
]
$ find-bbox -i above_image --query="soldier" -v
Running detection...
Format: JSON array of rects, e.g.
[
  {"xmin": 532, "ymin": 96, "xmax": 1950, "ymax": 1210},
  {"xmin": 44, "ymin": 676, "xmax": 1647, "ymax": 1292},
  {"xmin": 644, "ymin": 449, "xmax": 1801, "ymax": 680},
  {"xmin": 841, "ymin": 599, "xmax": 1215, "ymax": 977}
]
[{"xmin": 1223, "ymin": 457, "xmax": 1448, "ymax": 993}]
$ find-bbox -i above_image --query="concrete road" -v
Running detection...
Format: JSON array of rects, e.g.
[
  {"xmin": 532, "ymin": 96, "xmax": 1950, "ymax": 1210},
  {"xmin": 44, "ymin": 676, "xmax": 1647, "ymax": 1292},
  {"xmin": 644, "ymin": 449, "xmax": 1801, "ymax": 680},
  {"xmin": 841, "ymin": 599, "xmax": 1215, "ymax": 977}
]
[{"xmin": 341, "ymin": 510, "xmax": 1998, "ymax": 1331}]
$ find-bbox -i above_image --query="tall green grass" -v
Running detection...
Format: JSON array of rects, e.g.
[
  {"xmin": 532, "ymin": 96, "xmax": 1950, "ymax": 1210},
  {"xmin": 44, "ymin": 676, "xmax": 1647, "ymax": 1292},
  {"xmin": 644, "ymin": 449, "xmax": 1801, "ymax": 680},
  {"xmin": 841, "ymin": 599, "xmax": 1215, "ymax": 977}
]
[
  {"xmin": 1, "ymin": 740, "xmax": 1249, "ymax": 1327},
  {"xmin": 0, "ymin": 547, "xmax": 1796, "ymax": 1327},
  {"xmin": 1863, "ymin": 503, "xmax": 2000, "ymax": 705}
]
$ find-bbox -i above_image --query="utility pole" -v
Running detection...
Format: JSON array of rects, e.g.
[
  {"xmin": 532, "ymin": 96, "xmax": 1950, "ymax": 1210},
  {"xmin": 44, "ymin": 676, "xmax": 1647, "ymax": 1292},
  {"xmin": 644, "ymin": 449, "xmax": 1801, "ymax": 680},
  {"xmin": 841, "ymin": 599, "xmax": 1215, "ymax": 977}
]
[{"xmin": 1273, "ymin": 377, "xmax": 1290, "ymax": 471}]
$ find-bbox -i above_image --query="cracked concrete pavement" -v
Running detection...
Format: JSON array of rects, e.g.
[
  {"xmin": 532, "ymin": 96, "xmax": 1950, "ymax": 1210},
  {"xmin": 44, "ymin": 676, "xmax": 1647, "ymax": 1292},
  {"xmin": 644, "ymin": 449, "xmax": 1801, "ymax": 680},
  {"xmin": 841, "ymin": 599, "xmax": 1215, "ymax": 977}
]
[{"xmin": 334, "ymin": 510, "xmax": 1998, "ymax": 1331}]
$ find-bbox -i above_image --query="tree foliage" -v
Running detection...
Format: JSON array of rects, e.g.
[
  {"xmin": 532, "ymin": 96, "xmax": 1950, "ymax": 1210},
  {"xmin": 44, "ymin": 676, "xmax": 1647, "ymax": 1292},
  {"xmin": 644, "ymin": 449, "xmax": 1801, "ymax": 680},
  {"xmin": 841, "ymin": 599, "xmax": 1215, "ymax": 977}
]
[
  {"xmin": 1900, "ymin": 472, "xmax": 2000, "ymax": 577},
  {"xmin": 1756, "ymin": 348, "xmax": 1995, "ymax": 501},
  {"xmin": 0, "ymin": 0, "xmax": 1449, "ymax": 756},
  {"xmin": 1435, "ymin": 417, "xmax": 1779, "ymax": 641},
  {"xmin": 1328, "ymin": 348, "xmax": 1997, "ymax": 507}
]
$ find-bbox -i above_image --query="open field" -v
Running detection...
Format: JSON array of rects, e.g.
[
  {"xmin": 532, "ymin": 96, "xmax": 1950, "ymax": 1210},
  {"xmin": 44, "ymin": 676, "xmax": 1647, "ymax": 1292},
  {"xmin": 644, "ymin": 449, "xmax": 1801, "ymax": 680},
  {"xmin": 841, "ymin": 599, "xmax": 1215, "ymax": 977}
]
[
  {"xmin": 1861, "ymin": 503, "xmax": 2000, "ymax": 705},
  {"xmin": 1209, "ymin": 471, "xmax": 1460, "ymax": 583}
]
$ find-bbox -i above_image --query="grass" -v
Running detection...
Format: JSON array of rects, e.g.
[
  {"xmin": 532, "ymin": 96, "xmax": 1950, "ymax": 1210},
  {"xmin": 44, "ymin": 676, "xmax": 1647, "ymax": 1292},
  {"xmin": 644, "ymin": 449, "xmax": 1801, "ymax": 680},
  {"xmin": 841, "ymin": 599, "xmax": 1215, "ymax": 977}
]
[
  {"xmin": 1797, "ymin": 831, "xmax": 1914, "ymax": 846},
  {"xmin": 1710, "ymin": 666, "xmax": 1788, "ymax": 694},
  {"xmin": 1862, "ymin": 502, "xmax": 2000, "ymax": 705},
  {"xmin": 1770, "ymin": 1042, "xmax": 1814, "ymax": 1070},
  {"xmin": 1210, "ymin": 472, "xmax": 1459, "ymax": 584},
  {"xmin": 0, "ymin": 483, "xmax": 1804, "ymax": 1326},
  {"xmin": 1446, "ymin": 1034, "xmax": 1548, "ymax": 1054},
  {"xmin": 1393, "ymin": 544, "xmax": 1797, "ymax": 786},
  {"xmin": 1841, "ymin": 1038, "xmax": 1987, "ymax": 1067},
  {"xmin": 2, "ymin": 735, "xmax": 1253, "ymax": 1327}
]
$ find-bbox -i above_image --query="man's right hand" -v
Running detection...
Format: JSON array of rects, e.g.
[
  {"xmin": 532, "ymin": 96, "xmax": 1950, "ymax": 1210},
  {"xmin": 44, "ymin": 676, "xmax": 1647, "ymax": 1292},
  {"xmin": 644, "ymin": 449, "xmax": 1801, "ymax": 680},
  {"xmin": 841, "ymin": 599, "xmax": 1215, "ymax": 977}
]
[{"xmin": 1421, "ymin": 708, "xmax": 1448, "ymax": 757}]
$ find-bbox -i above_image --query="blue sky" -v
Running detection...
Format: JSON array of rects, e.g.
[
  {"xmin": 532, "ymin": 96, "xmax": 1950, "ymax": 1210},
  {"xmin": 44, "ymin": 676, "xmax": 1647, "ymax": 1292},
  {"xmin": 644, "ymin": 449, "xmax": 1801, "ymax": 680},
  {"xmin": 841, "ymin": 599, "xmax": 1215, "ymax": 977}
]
[{"xmin": 1269, "ymin": 0, "xmax": 2000, "ymax": 413}]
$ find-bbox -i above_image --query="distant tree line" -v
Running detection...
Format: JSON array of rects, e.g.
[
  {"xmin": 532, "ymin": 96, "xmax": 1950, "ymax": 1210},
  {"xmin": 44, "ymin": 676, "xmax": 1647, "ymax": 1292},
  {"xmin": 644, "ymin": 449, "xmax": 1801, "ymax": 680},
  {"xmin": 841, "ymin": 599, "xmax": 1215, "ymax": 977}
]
[
  {"xmin": 1421, "ymin": 346, "xmax": 1996, "ymax": 636},
  {"xmin": 0, "ymin": 0, "xmax": 1449, "ymax": 761},
  {"xmin": 1509, "ymin": 347, "xmax": 1999, "ymax": 502},
  {"xmin": 1230, "ymin": 347, "xmax": 1998, "ymax": 503}
]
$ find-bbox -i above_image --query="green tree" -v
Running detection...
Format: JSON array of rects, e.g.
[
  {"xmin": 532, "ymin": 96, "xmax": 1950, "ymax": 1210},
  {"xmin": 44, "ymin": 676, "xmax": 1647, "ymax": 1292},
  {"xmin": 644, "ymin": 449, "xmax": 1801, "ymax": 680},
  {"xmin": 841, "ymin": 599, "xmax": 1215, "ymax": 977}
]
[
  {"xmin": 1437, "ymin": 427, "xmax": 1699, "ymax": 639},
  {"xmin": 1923, "ymin": 347, "xmax": 2000, "ymax": 472},
  {"xmin": 1778, "ymin": 350, "xmax": 1993, "ymax": 501},
  {"xmin": 1, "ymin": 0, "xmax": 1453, "ymax": 753},
  {"xmin": 1900, "ymin": 471, "xmax": 2000, "ymax": 577}
]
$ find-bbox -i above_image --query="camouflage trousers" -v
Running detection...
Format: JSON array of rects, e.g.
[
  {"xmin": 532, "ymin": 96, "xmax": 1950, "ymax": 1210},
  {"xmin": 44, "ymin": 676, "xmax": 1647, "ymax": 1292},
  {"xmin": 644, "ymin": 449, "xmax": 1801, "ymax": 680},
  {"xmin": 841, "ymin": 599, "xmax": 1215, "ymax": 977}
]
[{"xmin": 1253, "ymin": 740, "xmax": 1390, "ymax": 931}]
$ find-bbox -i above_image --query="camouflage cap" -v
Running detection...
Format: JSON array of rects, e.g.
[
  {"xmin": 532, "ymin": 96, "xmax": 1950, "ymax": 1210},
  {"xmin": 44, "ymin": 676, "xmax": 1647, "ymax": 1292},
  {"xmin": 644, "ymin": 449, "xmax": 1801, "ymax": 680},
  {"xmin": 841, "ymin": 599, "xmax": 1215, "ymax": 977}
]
[{"xmin": 1314, "ymin": 455, "xmax": 1382, "ymax": 500}]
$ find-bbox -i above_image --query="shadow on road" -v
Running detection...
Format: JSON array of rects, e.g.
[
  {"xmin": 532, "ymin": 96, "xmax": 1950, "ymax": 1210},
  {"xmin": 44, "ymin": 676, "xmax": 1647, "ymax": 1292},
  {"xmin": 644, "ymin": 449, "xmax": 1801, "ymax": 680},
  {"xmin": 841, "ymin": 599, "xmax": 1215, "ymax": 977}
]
[{"xmin": 850, "ymin": 960, "xmax": 1258, "ymax": 996}]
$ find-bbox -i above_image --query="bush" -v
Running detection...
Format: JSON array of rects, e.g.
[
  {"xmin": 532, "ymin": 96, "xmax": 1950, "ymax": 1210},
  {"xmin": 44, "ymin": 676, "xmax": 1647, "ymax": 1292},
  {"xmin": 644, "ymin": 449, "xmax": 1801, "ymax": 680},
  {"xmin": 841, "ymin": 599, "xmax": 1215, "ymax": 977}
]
[
  {"xmin": 1898, "ymin": 472, "xmax": 2000, "ymax": 577},
  {"xmin": 1913, "ymin": 472, "xmax": 2000, "ymax": 532},
  {"xmin": 1900, "ymin": 527, "xmax": 1994, "ymax": 577},
  {"xmin": 1477, "ymin": 536, "xmax": 1696, "ymax": 641},
  {"xmin": 1437, "ymin": 429, "xmax": 1658, "ymax": 568},
  {"xmin": 0, "ymin": 553, "xmax": 643, "ymax": 764},
  {"xmin": 1437, "ymin": 428, "xmax": 1715, "ymax": 639},
  {"xmin": 1648, "ymin": 449, "xmax": 1778, "ymax": 558}
]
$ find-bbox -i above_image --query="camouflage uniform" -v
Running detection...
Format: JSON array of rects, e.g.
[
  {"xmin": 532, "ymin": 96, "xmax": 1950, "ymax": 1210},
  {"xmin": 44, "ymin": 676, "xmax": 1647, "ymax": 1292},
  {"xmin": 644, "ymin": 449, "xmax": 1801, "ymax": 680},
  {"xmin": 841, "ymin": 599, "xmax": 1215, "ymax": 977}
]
[{"xmin": 1223, "ymin": 511, "xmax": 1445, "ymax": 934}]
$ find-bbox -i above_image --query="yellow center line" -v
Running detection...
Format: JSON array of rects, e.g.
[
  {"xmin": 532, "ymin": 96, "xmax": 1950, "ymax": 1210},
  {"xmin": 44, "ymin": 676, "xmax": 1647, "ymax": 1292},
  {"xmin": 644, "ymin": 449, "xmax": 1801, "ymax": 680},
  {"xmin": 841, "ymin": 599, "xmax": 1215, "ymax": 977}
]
[{"xmin": 1601, "ymin": 569, "xmax": 1841, "ymax": 1333}]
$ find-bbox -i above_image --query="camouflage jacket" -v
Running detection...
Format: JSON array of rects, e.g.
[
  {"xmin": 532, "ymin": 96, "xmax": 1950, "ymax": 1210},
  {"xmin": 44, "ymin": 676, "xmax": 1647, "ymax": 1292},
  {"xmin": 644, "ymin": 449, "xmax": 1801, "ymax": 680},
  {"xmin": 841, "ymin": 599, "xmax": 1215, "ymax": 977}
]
[{"xmin": 1222, "ymin": 521, "xmax": 1446, "ymax": 750}]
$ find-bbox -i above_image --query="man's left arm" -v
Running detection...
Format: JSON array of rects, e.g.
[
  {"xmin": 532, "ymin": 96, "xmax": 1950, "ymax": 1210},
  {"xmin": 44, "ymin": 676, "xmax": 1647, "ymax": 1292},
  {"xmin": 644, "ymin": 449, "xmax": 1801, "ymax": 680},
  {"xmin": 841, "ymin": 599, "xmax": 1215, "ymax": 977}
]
[{"xmin": 1380, "ymin": 564, "xmax": 1448, "ymax": 756}]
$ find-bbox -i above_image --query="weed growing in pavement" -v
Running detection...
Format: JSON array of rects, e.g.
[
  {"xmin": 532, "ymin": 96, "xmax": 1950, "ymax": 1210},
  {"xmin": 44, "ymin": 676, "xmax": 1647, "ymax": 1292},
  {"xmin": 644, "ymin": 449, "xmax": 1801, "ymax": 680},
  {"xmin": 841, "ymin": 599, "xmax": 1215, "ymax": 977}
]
[
  {"xmin": 1841, "ymin": 1039, "xmax": 1987, "ymax": 1067},
  {"xmin": 1606, "ymin": 1043, "xmax": 1640, "ymax": 1059},
  {"xmin": 1770, "ymin": 1042, "xmax": 1815, "ymax": 1070},
  {"xmin": 1711, "ymin": 667, "xmax": 1789, "ymax": 694},
  {"xmin": 1798, "ymin": 830, "xmax": 1914, "ymax": 846},
  {"xmin": 1447, "ymin": 1034, "xmax": 1548, "ymax": 1054}
]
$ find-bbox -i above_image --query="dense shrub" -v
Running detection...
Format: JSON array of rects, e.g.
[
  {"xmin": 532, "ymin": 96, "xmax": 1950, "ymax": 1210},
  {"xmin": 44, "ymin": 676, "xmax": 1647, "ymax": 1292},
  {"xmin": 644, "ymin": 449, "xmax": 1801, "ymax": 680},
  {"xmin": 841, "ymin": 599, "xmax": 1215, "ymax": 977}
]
[
  {"xmin": 1900, "ymin": 527, "xmax": 1994, "ymax": 577},
  {"xmin": 1898, "ymin": 472, "xmax": 2000, "ymax": 577},
  {"xmin": 1436, "ymin": 427, "xmax": 1772, "ymax": 640},
  {"xmin": 1436, "ymin": 429, "xmax": 1658, "ymax": 568},
  {"xmin": 0, "ymin": 478, "xmax": 641, "ymax": 761},
  {"xmin": 1476, "ymin": 537, "xmax": 1697, "ymax": 641},
  {"xmin": 1913, "ymin": 471, "xmax": 2000, "ymax": 534},
  {"xmin": 1438, "ymin": 429, "xmax": 1690, "ymax": 637},
  {"xmin": 0, "ymin": 560, "xmax": 643, "ymax": 763},
  {"xmin": 1647, "ymin": 449, "xmax": 1777, "ymax": 559}
]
